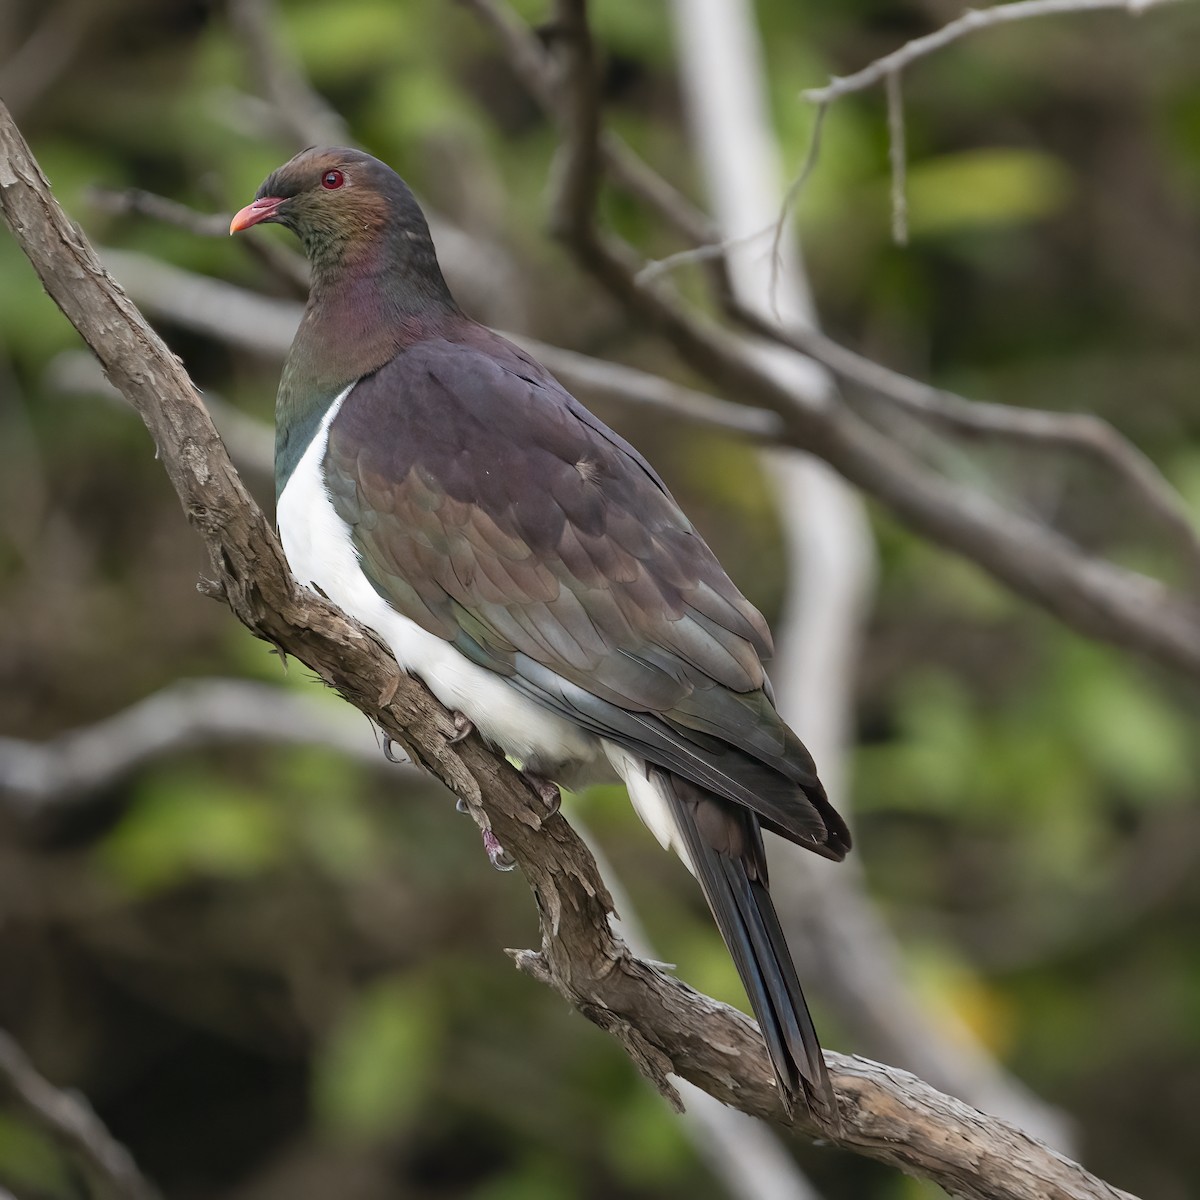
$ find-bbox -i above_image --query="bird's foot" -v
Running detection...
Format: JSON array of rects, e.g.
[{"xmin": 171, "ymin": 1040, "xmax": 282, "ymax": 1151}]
[
  {"xmin": 381, "ymin": 734, "xmax": 408, "ymax": 765},
  {"xmin": 446, "ymin": 710, "xmax": 474, "ymax": 745},
  {"xmin": 482, "ymin": 828, "xmax": 516, "ymax": 872},
  {"xmin": 521, "ymin": 771, "xmax": 562, "ymax": 815}
]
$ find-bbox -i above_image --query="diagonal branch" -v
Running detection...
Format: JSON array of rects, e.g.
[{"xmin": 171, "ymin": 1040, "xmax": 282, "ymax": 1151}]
[
  {"xmin": 226, "ymin": 0, "xmax": 349, "ymax": 149},
  {"xmin": 0, "ymin": 1027, "xmax": 160, "ymax": 1200},
  {"xmin": 96, "ymin": 247, "xmax": 782, "ymax": 440},
  {"xmin": 463, "ymin": 0, "xmax": 1200, "ymax": 681},
  {"xmin": 0, "ymin": 93, "xmax": 1143, "ymax": 1200},
  {"xmin": 726, "ymin": 304, "xmax": 1200, "ymax": 586}
]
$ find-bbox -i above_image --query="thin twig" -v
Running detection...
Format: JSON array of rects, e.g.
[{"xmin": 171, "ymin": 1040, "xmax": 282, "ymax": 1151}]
[
  {"xmin": 885, "ymin": 70, "xmax": 908, "ymax": 245},
  {"xmin": 635, "ymin": 220, "xmax": 778, "ymax": 286},
  {"xmin": 0, "ymin": 1028, "xmax": 160, "ymax": 1200},
  {"xmin": 463, "ymin": 0, "xmax": 1200, "ymax": 677},
  {"xmin": 0, "ymin": 0, "xmax": 94, "ymax": 117},
  {"xmin": 226, "ymin": 0, "xmax": 349, "ymax": 149},
  {"xmin": 88, "ymin": 184, "xmax": 312, "ymax": 292},
  {"xmin": 801, "ymin": 0, "xmax": 1184, "ymax": 106},
  {"xmin": 87, "ymin": 186, "xmax": 230, "ymax": 236},
  {"xmin": 768, "ymin": 101, "xmax": 827, "ymax": 318}
]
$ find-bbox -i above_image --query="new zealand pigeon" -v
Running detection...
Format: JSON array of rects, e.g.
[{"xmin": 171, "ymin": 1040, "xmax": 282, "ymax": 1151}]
[{"xmin": 231, "ymin": 147, "xmax": 851, "ymax": 1116}]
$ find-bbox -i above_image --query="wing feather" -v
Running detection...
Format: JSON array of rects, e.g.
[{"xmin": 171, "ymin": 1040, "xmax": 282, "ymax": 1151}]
[{"xmin": 324, "ymin": 330, "xmax": 846, "ymax": 856}]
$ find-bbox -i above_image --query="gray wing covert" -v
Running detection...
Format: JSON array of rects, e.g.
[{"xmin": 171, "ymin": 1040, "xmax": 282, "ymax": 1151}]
[{"xmin": 323, "ymin": 334, "xmax": 847, "ymax": 856}]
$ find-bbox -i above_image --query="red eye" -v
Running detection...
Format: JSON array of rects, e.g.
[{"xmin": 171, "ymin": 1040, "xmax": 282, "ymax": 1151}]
[{"xmin": 321, "ymin": 169, "xmax": 344, "ymax": 190}]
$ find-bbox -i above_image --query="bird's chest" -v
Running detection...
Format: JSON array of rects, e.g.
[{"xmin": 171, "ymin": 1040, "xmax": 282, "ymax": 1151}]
[{"xmin": 274, "ymin": 390, "xmax": 599, "ymax": 772}]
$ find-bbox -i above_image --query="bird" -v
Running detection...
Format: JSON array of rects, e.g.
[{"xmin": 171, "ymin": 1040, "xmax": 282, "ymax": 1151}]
[{"xmin": 230, "ymin": 146, "xmax": 851, "ymax": 1118}]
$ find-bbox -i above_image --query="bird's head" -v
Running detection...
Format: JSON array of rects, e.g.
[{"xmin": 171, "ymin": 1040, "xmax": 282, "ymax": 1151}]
[{"xmin": 230, "ymin": 146, "xmax": 441, "ymax": 283}]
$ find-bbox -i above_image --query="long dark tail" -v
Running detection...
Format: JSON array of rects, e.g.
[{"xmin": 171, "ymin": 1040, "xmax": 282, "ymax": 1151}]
[{"xmin": 656, "ymin": 769, "xmax": 837, "ymax": 1121}]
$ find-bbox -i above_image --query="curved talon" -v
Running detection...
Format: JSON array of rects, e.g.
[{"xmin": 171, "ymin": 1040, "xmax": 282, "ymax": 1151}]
[
  {"xmin": 447, "ymin": 710, "xmax": 474, "ymax": 744},
  {"xmin": 521, "ymin": 771, "xmax": 562, "ymax": 815},
  {"xmin": 455, "ymin": 797, "xmax": 470, "ymax": 815},
  {"xmin": 482, "ymin": 829, "xmax": 516, "ymax": 872},
  {"xmin": 382, "ymin": 735, "xmax": 408, "ymax": 764}
]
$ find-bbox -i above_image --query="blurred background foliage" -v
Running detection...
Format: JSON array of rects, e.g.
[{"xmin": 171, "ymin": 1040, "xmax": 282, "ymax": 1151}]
[{"xmin": 1, "ymin": 0, "xmax": 1199, "ymax": 1198}]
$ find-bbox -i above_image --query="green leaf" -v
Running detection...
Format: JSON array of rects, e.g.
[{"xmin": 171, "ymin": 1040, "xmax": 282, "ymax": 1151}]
[
  {"xmin": 312, "ymin": 975, "xmax": 441, "ymax": 1142},
  {"xmin": 905, "ymin": 148, "xmax": 1072, "ymax": 236},
  {"xmin": 0, "ymin": 1113, "xmax": 76, "ymax": 1197},
  {"xmin": 98, "ymin": 773, "xmax": 284, "ymax": 894}
]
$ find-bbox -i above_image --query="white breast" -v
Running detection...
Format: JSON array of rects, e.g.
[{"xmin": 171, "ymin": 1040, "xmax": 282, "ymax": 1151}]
[{"xmin": 275, "ymin": 385, "xmax": 599, "ymax": 770}]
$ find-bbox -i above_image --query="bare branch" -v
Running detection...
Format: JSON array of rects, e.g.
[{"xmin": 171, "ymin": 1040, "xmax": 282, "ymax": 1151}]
[
  {"xmin": 885, "ymin": 70, "xmax": 908, "ymax": 246},
  {"xmin": 0, "ymin": 0, "xmax": 94, "ymax": 118},
  {"xmin": 0, "ymin": 94, "xmax": 1145, "ymax": 1200},
  {"xmin": 729, "ymin": 306, "xmax": 1200, "ymax": 586},
  {"xmin": 460, "ymin": 0, "xmax": 723, "ymax": 250},
  {"xmin": 0, "ymin": 1027, "xmax": 160, "ymax": 1200},
  {"xmin": 801, "ymin": 0, "xmax": 1185, "ymax": 107},
  {"xmin": 88, "ymin": 184, "xmax": 312, "ymax": 292},
  {"xmin": 547, "ymin": 0, "xmax": 603, "ymax": 240},
  {"xmin": 87, "ymin": 186, "xmax": 231, "ymax": 237},
  {"xmin": 100, "ymin": 248, "xmax": 782, "ymax": 440},
  {"xmin": 226, "ymin": 0, "xmax": 349, "ymax": 149},
  {"xmin": 48, "ymin": 348, "xmax": 275, "ymax": 476},
  {"xmin": 0, "ymin": 678, "xmax": 395, "ymax": 815},
  {"xmin": 464, "ymin": 0, "xmax": 1200, "ymax": 680}
]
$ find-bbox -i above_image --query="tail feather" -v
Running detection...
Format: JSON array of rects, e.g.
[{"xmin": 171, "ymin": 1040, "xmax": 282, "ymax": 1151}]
[{"xmin": 655, "ymin": 769, "xmax": 837, "ymax": 1120}]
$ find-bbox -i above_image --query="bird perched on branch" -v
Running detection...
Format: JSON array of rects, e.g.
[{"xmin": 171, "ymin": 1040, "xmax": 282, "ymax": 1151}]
[{"xmin": 231, "ymin": 147, "xmax": 850, "ymax": 1118}]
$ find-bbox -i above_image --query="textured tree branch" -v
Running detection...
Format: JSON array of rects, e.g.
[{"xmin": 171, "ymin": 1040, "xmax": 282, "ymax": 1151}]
[
  {"xmin": 726, "ymin": 304, "xmax": 1200, "ymax": 587},
  {"xmin": 91, "ymin": 225, "xmax": 1066, "ymax": 1143},
  {"xmin": 0, "ymin": 96, "xmax": 1144, "ymax": 1200},
  {"xmin": 0, "ymin": 1027, "xmax": 160, "ymax": 1200}
]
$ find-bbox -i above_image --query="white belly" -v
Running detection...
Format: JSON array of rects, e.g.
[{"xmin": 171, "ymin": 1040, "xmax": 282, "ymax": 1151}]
[{"xmin": 275, "ymin": 387, "xmax": 599, "ymax": 769}]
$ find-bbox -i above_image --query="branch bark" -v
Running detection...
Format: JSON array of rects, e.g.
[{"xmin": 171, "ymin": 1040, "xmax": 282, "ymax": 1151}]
[
  {"xmin": 0, "ymin": 96, "xmax": 1143, "ymax": 1200},
  {"xmin": 670, "ymin": 0, "xmax": 1074, "ymax": 1151}
]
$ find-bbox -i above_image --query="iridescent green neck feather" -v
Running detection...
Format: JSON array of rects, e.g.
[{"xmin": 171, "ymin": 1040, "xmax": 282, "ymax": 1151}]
[{"xmin": 251, "ymin": 147, "xmax": 460, "ymax": 499}]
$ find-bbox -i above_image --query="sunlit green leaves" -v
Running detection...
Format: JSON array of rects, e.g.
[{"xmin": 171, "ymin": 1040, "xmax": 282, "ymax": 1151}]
[
  {"xmin": 99, "ymin": 772, "xmax": 285, "ymax": 893},
  {"xmin": 904, "ymin": 148, "xmax": 1073, "ymax": 238},
  {"xmin": 311, "ymin": 974, "xmax": 442, "ymax": 1142},
  {"xmin": 0, "ymin": 1115, "xmax": 76, "ymax": 1199}
]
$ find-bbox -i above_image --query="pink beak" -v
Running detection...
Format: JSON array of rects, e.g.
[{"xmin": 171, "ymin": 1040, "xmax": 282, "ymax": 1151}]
[{"xmin": 229, "ymin": 196, "xmax": 285, "ymax": 234}]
